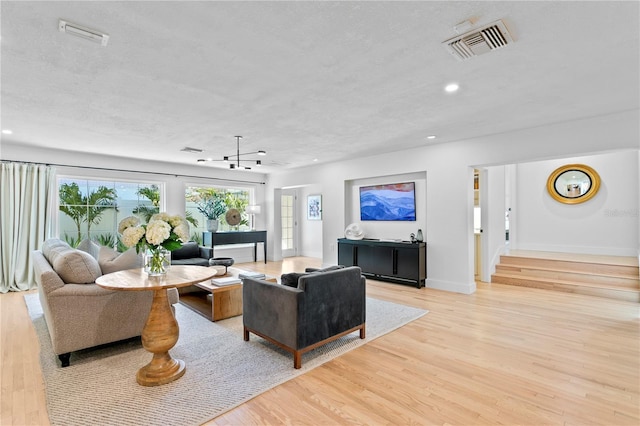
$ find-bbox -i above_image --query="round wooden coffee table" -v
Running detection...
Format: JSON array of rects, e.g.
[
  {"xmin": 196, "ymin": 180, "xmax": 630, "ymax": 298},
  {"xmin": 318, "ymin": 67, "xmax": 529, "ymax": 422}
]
[{"xmin": 96, "ymin": 265, "xmax": 218, "ymax": 386}]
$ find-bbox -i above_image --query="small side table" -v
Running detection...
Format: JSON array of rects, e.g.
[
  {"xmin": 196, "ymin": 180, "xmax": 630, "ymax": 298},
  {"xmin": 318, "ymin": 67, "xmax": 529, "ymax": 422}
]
[{"xmin": 96, "ymin": 266, "xmax": 218, "ymax": 386}]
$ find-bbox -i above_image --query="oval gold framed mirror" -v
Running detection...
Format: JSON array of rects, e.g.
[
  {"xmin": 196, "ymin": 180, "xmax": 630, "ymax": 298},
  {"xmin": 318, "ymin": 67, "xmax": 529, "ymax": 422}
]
[{"xmin": 546, "ymin": 164, "xmax": 601, "ymax": 204}]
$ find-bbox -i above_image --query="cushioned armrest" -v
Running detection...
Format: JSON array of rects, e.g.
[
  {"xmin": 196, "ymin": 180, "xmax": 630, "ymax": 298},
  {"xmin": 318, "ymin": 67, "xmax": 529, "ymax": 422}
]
[
  {"xmin": 243, "ymin": 278, "xmax": 303, "ymax": 349},
  {"xmin": 31, "ymin": 250, "xmax": 65, "ymax": 293},
  {"xmin": 199, "ymin": 246, "xmax": 213, "ymax": 259}
]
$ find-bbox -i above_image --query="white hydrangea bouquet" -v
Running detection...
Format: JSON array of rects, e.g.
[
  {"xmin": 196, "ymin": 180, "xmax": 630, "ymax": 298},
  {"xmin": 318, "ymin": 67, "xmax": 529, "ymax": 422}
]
[{"xmin": 118, "ymin": 213, "xmax": 190, "ymax": 275}]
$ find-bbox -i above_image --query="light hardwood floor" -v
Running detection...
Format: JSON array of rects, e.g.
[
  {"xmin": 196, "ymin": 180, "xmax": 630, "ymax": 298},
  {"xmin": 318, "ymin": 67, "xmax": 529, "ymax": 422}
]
[{"xmin": 1, "ymin": 257, "xmax": 638, "ymax": 425}]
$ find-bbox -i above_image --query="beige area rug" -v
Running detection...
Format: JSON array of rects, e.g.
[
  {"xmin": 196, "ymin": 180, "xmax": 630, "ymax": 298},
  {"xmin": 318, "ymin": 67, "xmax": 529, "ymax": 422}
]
[{"xmin": 25, "ymin": 293, "xmax": 427, "ymax": 426}]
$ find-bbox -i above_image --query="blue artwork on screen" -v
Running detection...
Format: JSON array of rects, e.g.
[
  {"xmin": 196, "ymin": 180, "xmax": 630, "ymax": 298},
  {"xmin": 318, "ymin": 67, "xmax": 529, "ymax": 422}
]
[{"xmin": 360, "ymin": 182, "xmax": 416, "ymax": 221}]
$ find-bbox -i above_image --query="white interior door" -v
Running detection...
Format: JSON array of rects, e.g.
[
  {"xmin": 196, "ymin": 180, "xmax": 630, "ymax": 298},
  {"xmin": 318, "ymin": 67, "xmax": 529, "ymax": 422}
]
[{"xmin": 281, "ymin": 189, "xmax": 298, "ymax": 257}]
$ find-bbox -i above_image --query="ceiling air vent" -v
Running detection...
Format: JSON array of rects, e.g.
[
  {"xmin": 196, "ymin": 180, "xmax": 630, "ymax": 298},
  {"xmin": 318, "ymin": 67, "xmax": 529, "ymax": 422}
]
[
  {"xmin": 59, "ymin": 19, "xmax": 109, "ymax": 46},
  {"xmin": 181, "ymin": 147, "xmax": 203, "ymax": 153},
  {"xmin": 442, "ymin": 19, "xmax": 513, "ymax": 61}
]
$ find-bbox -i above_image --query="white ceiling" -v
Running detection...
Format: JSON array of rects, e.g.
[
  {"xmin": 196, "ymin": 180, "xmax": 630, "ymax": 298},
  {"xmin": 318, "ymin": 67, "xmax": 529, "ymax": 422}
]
[{"xmin": 1, "ymin": 1, "xmax": 638, "ymax": 173}]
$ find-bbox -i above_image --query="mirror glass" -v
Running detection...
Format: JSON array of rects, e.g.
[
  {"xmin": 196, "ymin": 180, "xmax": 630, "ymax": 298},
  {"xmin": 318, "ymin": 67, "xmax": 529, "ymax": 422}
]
[
  {"xmin": 554, "ymin": 170, "xmax": 591, "ymax": 198},
  {"xmin": 546, "ymin": 164, "xmax": 600, "ymax": 204}
]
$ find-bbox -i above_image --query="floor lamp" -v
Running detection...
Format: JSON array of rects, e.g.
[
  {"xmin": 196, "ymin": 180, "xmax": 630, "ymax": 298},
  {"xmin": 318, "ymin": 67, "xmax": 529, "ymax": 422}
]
[{"xmin": 246, "ymin": 205, "xmax": 261, "ymax": 230}]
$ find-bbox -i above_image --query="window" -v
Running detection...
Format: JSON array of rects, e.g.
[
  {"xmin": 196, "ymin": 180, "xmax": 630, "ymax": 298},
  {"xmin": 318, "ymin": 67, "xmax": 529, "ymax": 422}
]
[
  {"xmin": 57, "ymin": 177, "xmax": 160, "ymax": 248},
  {"xmin": 185, "ymin": 186, "xmax": 252, "ymax": 243}
]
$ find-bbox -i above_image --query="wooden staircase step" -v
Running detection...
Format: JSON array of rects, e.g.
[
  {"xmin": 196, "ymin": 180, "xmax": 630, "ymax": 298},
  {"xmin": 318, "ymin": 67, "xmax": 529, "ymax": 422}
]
[
  {"xmin": 491, "ymin": 272, "xmax": 640, "ymax": 303},
  {"xmin": 494, "ymin": 264, "xmax": 640, "ymax": 288},
  {"xmin": 499, "ymin": 255, "xmax": 639, "ymax": 278},
  {"xmin": 492, "ymin": 251, "xmax": 639, "ymax": 302}
]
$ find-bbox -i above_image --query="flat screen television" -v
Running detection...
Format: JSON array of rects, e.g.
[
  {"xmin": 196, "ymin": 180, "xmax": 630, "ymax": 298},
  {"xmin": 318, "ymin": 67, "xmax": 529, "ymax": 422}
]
[{"xmin": 360, "ymin": 182, "xmax": 416, "ymax": 221}]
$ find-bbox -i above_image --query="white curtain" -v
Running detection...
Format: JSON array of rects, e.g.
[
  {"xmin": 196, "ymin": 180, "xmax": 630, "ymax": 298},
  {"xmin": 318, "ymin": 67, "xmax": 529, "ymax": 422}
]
[{"xmin": 0, "ymin": 162, "xmax": 56, "ymax": 292}]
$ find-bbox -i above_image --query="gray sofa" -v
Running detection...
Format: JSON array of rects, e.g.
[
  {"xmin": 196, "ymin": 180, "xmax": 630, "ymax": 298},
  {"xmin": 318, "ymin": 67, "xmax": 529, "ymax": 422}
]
[
  {"xmin": 243, "ymin": 266, "xmax": 366, "ymax": 368},
  {"xmin": 32, "ymin": 238, "xmax": 178, "ymax": 367},
  {"xmin": 170, "ymin": 241, "xmax": 212, "ymax": 266}
]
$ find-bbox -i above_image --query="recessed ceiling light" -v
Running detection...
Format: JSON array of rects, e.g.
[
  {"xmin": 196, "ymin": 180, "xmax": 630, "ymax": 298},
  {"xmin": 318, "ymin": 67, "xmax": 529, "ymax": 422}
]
[
  {"xmin": 427, "ymin": 135, "xmax": 436, "ymax": 140},
  {"xmin": 1, "ymin": 129, "xmax": 13, "ymax": 134},
  {"xmin": 444, "ymin": 83, "xmax": 459, "ymax": 93}
]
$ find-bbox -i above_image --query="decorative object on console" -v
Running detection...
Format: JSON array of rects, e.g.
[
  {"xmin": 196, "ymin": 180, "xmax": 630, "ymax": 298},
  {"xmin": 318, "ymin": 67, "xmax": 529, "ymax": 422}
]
[
  {"xmin": 245, "ymin": 204, "xmax": 261, "ymax": 230},
  {"xmin": 307, "ymin": 194, "xmax": 322, "ymax": 220},
  {"xmin": 209, "ymin": 257, "xmax": 235, "ymax": 274},
  {"xmin": 225, "ymin": 208, "xmax": 241, "ymax": 227},
  {"xmin": 119, "ymin": 213, "xmax": 190, "ymax": 276},
  {"xmin": 416, "ymin": 229, "xmax": 424, "ymax": 242},
  {"xmin": 345, "ymin": 223, "xmax": 364, "ymax": 240},
  {"xmin": 195, "ymin": 192, "xmax": 227, "ymax": 232}
]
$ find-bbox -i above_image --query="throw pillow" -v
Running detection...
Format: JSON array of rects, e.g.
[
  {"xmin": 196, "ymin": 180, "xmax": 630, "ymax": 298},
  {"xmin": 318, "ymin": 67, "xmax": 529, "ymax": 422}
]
[
  {"xmin": 52, "ymin": 249, "xmax": 102, "ymax": 284},
  {"xmin": 280, "ymin": 272, "xmax": 308, "ymax": 288},
  {"xmin": 98, "ymin": 246, "xmax": 143, "ymax": 275},
  {"xmin": 77, "ymin": 238, "xmax": 101, "ymax": 260},
  {"xmin": 42, "ymin": 238, "xmax": 70, "ymax": 264}
]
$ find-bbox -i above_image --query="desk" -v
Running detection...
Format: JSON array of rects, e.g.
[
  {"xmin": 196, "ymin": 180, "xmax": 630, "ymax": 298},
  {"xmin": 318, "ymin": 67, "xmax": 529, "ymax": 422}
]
[
  {"xmin": 203, "ymin": 230, "xmax": 267, "ymax": 264},
  {"xmin": 95, "ymin": 266, "xmax": 218, "ymax": 386}
]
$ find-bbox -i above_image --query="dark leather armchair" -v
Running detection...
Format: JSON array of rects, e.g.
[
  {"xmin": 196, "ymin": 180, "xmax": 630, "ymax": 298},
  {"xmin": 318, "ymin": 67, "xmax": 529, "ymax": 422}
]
[{"xmin": 243, "ymin": 266, "xmax": 366, "ymax": 368}]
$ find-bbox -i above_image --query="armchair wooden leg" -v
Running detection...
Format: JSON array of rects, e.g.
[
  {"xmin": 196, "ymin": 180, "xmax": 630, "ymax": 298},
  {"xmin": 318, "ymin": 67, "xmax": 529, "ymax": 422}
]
[
  {"xmin": 293, "ymin": 351, "xmax": 302, "ymax": 369},
  {"xmin": 243, "ymin": 327, "xmax": 250, "ymax": 341},
  {"xmin": 360, "ymin": 324, "xmax": 366, "ymax": 339}
]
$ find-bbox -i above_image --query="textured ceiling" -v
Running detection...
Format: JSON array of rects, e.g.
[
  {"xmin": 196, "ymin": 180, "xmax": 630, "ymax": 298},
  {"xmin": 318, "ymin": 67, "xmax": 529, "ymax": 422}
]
[{"xmin": 1, "ymin": 1, "xmax": 638, "ymax": 173}]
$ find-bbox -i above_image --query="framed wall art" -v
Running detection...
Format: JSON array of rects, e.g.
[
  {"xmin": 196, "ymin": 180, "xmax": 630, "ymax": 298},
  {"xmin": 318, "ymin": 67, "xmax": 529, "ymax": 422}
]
[{"xmin": 307, "ymin": 194, "xmax": 322, "ymax": 220}]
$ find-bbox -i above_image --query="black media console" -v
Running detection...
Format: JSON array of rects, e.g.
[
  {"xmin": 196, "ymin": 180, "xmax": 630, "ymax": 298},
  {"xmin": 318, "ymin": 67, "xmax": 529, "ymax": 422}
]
[{"xmin": 337, "ymin": 238, "xmax": 426, "ymax": 288}]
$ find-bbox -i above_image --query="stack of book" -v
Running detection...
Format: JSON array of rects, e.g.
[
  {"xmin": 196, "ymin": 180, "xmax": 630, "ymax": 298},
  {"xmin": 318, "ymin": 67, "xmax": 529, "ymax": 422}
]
[
  {"xmin": 238, "ymin": 271, "xmax": 266, "ymax": 281},
  {"xmin": 211, "ymin": 276, "xmax": 242, "ymax": 286}
]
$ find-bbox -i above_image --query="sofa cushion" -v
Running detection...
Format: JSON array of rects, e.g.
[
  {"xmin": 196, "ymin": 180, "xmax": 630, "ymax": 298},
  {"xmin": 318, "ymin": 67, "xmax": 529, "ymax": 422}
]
[
  {"xmin": 171, "ymin": 242, "xmax": 200, "ymax": 260},
  {"xmin": 52, "ymin": 249, "xmax": 102, "ymax": 284},
  {"xmin": 77, "ymin": 238, "xmax": 101, "ymax": 260},
  {"xmin": 280, "ymin": 272, "xmax": 308, "ymax": 288},
  {"xmin": 98, "ymin": 246, "xmax": 142, "ymax": 275},
  {"xmin": 42, "ymin": 238, "xmax": 70, "ymax": 264}
]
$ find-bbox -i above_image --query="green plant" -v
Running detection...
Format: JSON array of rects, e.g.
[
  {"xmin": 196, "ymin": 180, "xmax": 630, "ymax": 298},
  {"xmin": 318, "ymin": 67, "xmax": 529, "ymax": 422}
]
[
  {"xmin": 190, "ymin": 232, "xmax": 203, "ymax": 245},
  {"xmin": 96, "ymin": 233, "xmax": 116, "ymax": 248},
  {"xmin": 185, "ymin": 211, "xmax": 198, "ymax": 228},
  {"xmin": 62, "ymin": 233, "xmax": 82, "ymax": 248},
  {"xmin": 195, "ymin": 192, "xmax": 227, "ymax": 220},
  {"xmin": 116, "ymin": 236, "xmax": 128, "ymax": 253},
  {"xmin": 132, "ymin": 185, "xmax": 159, "ymax": 222},
  {"xmin": 59, "ymin": 183, "xmax": 117, "ymax": 240}
]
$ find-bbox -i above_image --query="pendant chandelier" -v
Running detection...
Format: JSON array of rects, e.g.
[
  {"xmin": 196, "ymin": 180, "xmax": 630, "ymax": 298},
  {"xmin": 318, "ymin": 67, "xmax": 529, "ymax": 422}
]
[{"xmin": 197, "ymin": 136, "xmax": 266, "ymax": 170}]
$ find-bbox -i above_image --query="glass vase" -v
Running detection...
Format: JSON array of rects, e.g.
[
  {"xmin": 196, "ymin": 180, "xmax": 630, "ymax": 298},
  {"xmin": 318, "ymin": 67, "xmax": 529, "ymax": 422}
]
[{"xmin": 144, "ymin": 247, "xmax": 171, "ymax": 276}]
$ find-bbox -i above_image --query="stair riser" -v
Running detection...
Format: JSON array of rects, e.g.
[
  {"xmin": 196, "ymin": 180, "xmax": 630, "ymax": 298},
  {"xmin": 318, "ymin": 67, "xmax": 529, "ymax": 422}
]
[
  {"xmin": 491, "ymin": 275, "xmax": 640, "ymax": 303},
  {"xmin": 495, "ymin": 265, "xmax": 640, "ymax": 289},
  {"xmin": 499, "ymin": 256, "xmax": 639, "ymax": 278}
]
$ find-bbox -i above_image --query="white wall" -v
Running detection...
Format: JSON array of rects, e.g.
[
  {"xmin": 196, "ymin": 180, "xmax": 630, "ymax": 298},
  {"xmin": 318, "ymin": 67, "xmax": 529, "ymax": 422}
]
[
  {"xmin": 513, "ymin": 151, "xmax": 639, "ymax": 256},
  {"xmin": 480, "ymin": 165, "xmax": 507, "ymax": 282}
]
